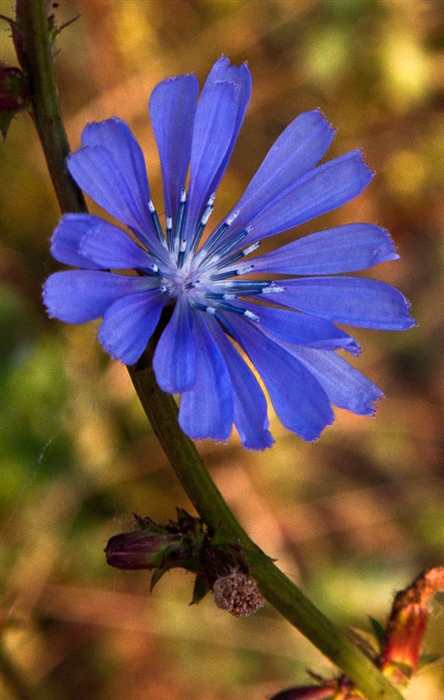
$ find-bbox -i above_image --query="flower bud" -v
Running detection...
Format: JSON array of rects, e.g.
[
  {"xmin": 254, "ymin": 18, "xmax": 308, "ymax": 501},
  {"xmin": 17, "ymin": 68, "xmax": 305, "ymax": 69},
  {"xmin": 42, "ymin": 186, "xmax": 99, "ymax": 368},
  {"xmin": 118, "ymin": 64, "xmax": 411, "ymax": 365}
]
[
  {"xmin": 379, "ymin": 566, "xmax": 444, "ymax": 687},
  {"xmin": 0, "ymin": 65, "xmax": 28, "ymax": 138},
  {"xmin": 270, "ymin": 676, "xmax": 361, "ymax": 700},
  {"xmin": 270, "ymin": 687, "xmax": 336, "ymax": 700},
  {"xmin": 105, "ymin": 529, "xmax": 183, "ymax": 570}
]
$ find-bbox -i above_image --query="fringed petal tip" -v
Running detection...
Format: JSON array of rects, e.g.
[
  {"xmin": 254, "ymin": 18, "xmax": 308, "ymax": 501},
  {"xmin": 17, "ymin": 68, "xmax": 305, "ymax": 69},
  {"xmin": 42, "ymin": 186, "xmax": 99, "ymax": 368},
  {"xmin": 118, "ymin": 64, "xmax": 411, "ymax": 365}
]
[
  {"xmin": 314, "ymin": 106, "xmax": 338, "ymax": 136},
  {"xmin": 42, "ymin": 279, "xmax": 57, "ymax": 320}
]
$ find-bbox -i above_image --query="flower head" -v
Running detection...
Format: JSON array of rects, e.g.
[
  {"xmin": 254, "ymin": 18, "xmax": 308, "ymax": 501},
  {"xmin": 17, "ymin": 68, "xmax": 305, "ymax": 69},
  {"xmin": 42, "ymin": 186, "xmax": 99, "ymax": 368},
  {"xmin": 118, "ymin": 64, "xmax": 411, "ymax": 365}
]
[{"xmin": 43, "ymin": 57, "xmax": 414, "ymax": 449}]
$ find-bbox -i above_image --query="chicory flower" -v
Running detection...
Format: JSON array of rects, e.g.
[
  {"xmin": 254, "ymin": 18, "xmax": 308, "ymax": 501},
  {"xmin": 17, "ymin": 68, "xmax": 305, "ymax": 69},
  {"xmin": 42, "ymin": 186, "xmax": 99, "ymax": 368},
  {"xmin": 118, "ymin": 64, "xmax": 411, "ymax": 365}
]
[{"xmin": 43, "ymin": 57, "xmax": 414, "ymax": 449}]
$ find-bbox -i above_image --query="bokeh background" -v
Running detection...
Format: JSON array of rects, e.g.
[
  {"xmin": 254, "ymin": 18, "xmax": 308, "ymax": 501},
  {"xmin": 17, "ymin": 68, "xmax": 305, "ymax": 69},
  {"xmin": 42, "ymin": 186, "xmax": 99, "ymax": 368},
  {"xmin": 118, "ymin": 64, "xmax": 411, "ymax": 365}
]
[{"xmin": 1, "ymin": 0, "xmax": 443, "ymax": 698}]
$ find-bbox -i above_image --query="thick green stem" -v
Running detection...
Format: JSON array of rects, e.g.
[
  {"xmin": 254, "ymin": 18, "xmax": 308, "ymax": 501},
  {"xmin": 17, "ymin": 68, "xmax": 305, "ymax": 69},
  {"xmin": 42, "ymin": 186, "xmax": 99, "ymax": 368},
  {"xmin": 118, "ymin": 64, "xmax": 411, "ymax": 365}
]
[{"xmin": 16, "ymin": 2, "xmax": 404, "ymax": 698}]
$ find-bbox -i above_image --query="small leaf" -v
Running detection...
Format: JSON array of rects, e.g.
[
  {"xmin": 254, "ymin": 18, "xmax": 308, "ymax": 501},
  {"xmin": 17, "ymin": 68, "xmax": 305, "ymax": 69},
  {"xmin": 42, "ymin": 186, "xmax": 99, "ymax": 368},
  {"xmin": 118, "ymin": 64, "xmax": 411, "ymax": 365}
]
[
  {"xmin": 348, "ymin": 627, "xmax": 378, "ymax": 660},
  {"xmin": 149, "ymin": 568, "xmax": 168, "ymax": 592},
  {"xmin": 369, "ymin": 616, "xmax": 385, "ymax": 650},
  {"xmin": 417, "ymin": 653, "xmax": 443, "ymax": 672},
  {"xmin": 190, "ymin": 573, "xmax": 209, "ymax": 605}
]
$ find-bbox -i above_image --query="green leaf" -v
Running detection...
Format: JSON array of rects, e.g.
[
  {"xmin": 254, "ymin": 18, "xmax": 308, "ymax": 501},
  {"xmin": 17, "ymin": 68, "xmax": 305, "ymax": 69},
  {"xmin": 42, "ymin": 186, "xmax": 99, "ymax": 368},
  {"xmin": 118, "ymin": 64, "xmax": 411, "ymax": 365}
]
[
  {"xmin": 417, "ymin": 653, "xmax": 443, "ymax": 672},
  {"xmin": 149, "ymin": 568, "xmax": 168, "ymax": 592},
  {"xmin": 190, "ymin": 573, "xmax": 209, "ymax": 605},
  {"xmin": 369, "ymin": 617, "xmax": 386, "ymax": 651}
]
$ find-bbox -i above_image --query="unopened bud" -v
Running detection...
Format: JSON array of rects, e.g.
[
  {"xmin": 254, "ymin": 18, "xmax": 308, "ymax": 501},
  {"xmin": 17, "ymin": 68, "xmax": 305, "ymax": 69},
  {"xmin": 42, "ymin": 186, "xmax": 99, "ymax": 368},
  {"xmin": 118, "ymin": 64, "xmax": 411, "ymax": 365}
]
[
  {"xmin": 270, "ymin": 676, "xmax": 361, "ymax": 700},
  {"xmin": 380, "ymin": 566, "xmax": 444, "ymax": 686},
  {"xmin": 0, "ymin": 66, "xmax": 29, "ymax": 138},
  {"xmin": 270, "ymin": 687, "xmax": 336, "ymax": 699},
  {"xmin": 105, "ymin": 529, "xmax": 182, "ymax": 570}
]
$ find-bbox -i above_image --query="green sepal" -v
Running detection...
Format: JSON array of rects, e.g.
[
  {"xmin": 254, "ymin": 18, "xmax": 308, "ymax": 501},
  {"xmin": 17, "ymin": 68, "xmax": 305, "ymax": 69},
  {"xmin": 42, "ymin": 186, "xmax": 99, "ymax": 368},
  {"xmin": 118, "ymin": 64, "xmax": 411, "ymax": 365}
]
[
  {"xmin": 369, "ymin": 616, "xmax": 385, "ymax": 651},
  {"xmin": 0, "ymin": 110, "xmax": 17, "ymax": 139},
  {"xmin": 417, "ymin": 653, "xmax": 443, "ymax": 672},
  {"xmin": 149, "ymin": 567, "xmax": 169, "ymax": 592},
  {"xmin": 348, "ymin": 627, "xmax": 379, "ymax": 661},
  {"xmin": 190, "ymin": 573, "xmax": 210, "ymax": 606}
]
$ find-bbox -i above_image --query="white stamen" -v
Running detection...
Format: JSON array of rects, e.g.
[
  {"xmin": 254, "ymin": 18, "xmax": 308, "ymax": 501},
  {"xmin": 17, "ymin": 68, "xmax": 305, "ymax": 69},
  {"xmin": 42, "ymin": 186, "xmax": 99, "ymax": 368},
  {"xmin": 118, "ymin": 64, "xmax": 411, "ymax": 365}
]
[
  {"xmin": 263, "ymin": 285, "xmax": 285, "ymax": 294},
  {"xmin": 150, "ymin": 263, "xmax": 159, "ymax": 272},
  {"xmin": 180, "ymin": 239, "xmax": 187, "ymax": 253},
  {"xmin": 244, "ymin": 310, "xmax": 259, "ymax": 322},
  {"xmin": 242, "ymin": 241, "xmax": 260, "ymax": 257},
  {"xmin": 236, "ymin": 264, "xmax": 254, "ymax": 275},
  {"xmin": 201, "ymin": 206, "xmax": 213, "ymax": 225},
  {"xmin": 166, "ymin": 216, "xmax": 173, "ymax": 230},
  {"xmin": 148, "ymin": 200, "xmax": 155, "ymax": 213},
  {"xmin": 226, "ymin": 210, "xmax": 239, "ymax": 226},
  {"xmin": 206, "ymin": 306, "xmax": 217, "ymax": 315}
]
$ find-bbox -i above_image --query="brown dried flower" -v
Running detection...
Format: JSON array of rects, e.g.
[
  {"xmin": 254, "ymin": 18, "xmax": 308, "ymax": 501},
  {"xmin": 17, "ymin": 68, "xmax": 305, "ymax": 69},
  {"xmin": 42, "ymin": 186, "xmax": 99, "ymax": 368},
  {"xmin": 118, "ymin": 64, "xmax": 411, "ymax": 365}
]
[{"xmin": 212, "ymin": 570, "xmax": 264, "ymax": 618}]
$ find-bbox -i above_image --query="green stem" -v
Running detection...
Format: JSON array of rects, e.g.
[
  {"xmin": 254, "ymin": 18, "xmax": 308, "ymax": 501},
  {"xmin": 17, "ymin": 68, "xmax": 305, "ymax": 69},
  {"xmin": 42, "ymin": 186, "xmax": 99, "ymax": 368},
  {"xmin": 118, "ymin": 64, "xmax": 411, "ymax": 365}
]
[
  {"xmin": 16, "ymin": 2, "xmax": 404, "ymax": 698},
  {"xmin": 18, "ymin": 0, "xmax": 86, "ymax": 213},
  {"xmin": 129, "ymin": 356, "xmax": 403, "ymax": 700}
]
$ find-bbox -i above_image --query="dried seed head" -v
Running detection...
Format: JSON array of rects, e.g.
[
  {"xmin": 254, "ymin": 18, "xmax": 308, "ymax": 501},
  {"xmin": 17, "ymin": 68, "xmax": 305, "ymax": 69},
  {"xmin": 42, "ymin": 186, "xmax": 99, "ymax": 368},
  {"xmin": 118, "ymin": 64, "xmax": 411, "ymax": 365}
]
[{"xmin": 212, "ymin": 571, "xmax": 264, "ymax": 618}]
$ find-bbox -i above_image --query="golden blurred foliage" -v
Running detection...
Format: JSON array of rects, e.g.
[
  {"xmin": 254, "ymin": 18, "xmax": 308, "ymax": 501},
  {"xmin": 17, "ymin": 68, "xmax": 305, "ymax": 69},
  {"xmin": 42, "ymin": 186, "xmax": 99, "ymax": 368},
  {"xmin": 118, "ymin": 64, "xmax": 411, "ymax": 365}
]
[{"xmin": 1, "ymin": 1, "xmax": 443, "ymax": 698}]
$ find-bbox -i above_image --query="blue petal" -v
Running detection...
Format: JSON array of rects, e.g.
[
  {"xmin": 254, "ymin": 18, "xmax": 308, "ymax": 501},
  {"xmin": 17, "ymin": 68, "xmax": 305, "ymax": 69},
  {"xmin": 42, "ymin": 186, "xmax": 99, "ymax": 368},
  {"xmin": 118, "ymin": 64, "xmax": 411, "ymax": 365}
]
[
  {"xmin": 185, "ymin": 58, "xmax": 252, "ymax": 238},
  {"xmin": 250, "ymin": 224, "xmax": 399, "ymax": 275},
  {"xmin": 206, "ymin": 316, "xmax": 273, "ymax": 450},
  {"xmin": 178, "ymin": 312, "xmax": 234, "ymax": 442},
  {"xmin": 43, "ymin": 271, "xmax": 157, "ymax": 323},
  {"xmin": 50, "ymin": 214, "xmax": 104, "ymax": 269},
  {"xmin": 291, "ymin": 347, "xmax": 383, "ymax": 415},
  {"xmin": 185, "ymin": 81, "xmax": 238, "ymax": 238},
  {"xmin": 153, "ymin": 297, "xmax": 196, "ymax": 393},
  {"xmin": 68, "ymin": 119, "xmax": 166, "ymax": 258},
  {"xmin": 239, "ymin": 150, "xmax": 374, "ymax": 246},
  {"xmin": 98, "ymin": 290, "xmax": 166, "ymax": 365},
  {"xmin": 203, "ymin": 57, "xmax": 252, "ymax": 160},
  {"xmin": 224, "ymin": 110, "xmax": 335, "ymax": 232},
  {"xmin": 149, "ymin": 74, "xmax": 199, "ymax": 228},
  {"xmin": 79, "ymin": 220, "xmax": 158, "ymax": 270},
  {"xmin": 221, "ymin": 313, "xmax": 334, "ymax": 441},
  {"xmin": 237, "ymin": 301, "xmax": 361, "ymax": 355},
  {"xmin": 262, "ymin": 277, "xmax": 415, "ymax": 330}
]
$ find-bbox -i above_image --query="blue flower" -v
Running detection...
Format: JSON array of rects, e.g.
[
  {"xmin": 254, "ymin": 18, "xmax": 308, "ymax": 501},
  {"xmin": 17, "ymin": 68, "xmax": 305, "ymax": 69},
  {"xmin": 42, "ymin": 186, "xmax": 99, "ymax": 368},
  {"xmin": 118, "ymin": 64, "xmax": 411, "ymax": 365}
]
[{"xmin": 43, "ymin": 57, "xmax": 414, "ymax": 449}]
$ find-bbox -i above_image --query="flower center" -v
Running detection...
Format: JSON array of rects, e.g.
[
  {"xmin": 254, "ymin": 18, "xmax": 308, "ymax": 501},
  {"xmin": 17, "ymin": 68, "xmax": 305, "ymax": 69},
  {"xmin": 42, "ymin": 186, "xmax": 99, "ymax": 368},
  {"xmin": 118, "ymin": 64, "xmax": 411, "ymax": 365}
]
[{"xmin": 145, "ymin": 189, "xmax": 283, "ymax": 322}]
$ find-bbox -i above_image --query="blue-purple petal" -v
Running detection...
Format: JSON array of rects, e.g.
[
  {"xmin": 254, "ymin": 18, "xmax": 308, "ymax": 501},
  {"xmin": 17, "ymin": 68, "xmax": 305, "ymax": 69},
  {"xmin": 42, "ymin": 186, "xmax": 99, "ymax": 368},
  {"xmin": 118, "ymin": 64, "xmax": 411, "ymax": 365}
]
[
  {"xmin": 239, "ymin": 150, "xmax": 374, "ymax": 246},
  {"xmin": 207, "ymin": 316, "xmax": 273, "ymax": 450},
  {"xmin": 178, "ymin": 313, "xmax": 234, "ymax": 442},
  {"xmin": 291, "ymin": 347, "xmax": 383, "ymax": 415},
  {"xmin": 98, "ymin": 290, "xmax": 166, "ymax": 365},
  {"xmin": 224, "ymin": 110, "xmax": 335, "ymax": 232},
  {"xmin": 149, "ymin": 74, "xmax": 199, "ymax": 227},
  {"xmin": 68, "ymin": 120, "xmax": 166, "ymax": 257},
  {"xmin": 202, "ymin": 57, "xmax": 252, "ymax": 168},
  {"xmin": 185, "ymin": 81, "xmax": 238, "ymax": 238},
  {"xmin": 221, "ymin": 314, "xmax": 334, "ymax": 441},
  {"xmin": 249, "ymin": 223, "xmax": 399, "ymax": 275},
  {"xmin": 50, "ymin": 214, "xmax": 104, "ymax": 269},
  {"xmin": 238, "ymin": 301, "xmax": 361, "ymax": 355},
  {"xmin": 262, "ymin": 277, "xmax": 415, "ymax": 330},
  {"xmin": 43, "ymin": 271, "xmax": 157, "ymax": 323},
  {"xmin": 79, "ymin": 220, "xmax": 158, "ymax": 270},
  {"xmin": 153, "ymin": 297, "xmax": 196, "ymax": 393}
]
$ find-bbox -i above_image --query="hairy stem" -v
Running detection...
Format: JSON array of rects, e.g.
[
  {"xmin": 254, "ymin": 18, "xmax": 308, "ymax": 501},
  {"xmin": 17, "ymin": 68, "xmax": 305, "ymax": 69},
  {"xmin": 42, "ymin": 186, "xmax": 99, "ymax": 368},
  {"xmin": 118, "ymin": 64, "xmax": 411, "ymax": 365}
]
[
  {"xmin": 18, "ymin": 0, "xmax": 86, "ymax": 213},
  {"xmin": 16, "ymin": 2, "xmax": 404, "ymax": 698}
]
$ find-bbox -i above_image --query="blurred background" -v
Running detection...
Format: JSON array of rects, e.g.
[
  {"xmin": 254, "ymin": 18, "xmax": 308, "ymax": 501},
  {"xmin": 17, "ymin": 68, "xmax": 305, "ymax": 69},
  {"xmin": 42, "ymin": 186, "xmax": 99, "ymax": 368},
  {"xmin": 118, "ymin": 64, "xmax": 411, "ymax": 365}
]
[{"xmin": 1, "ymin": 0, "xmax": 443, "ymax": 698}]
